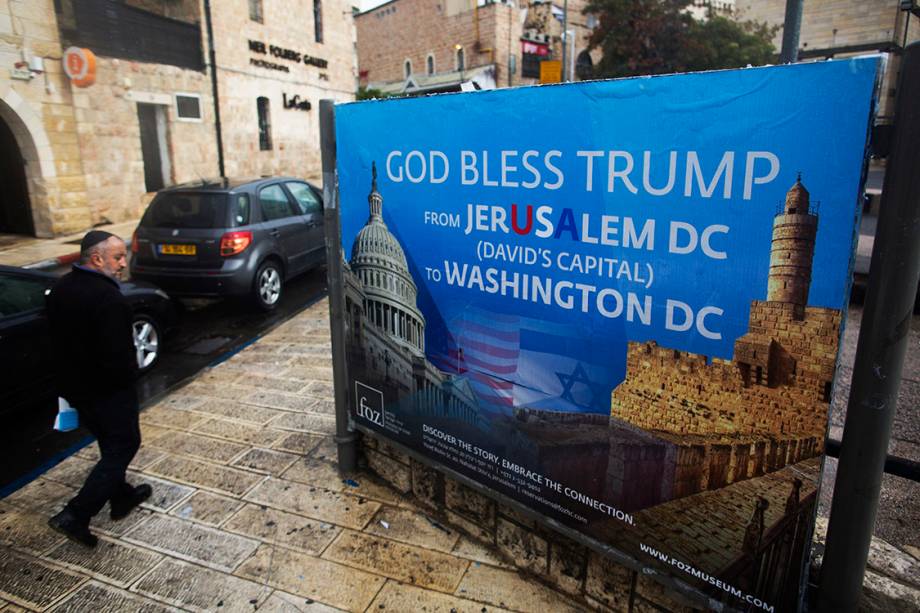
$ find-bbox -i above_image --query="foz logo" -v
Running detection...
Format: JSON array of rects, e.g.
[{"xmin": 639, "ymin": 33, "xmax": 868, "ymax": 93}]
[{"xmin": 355, "ymin": 381, "xmax": 384, "ymax": 427}]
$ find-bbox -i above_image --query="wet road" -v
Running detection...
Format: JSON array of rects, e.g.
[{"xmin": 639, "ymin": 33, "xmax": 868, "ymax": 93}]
[{"xmin": 0, "ymin": 267, "xmax": 328, "ymax": 493}]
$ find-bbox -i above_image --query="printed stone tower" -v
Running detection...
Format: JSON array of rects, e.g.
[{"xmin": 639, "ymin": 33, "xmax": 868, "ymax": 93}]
[
  {"xmin": 766, "ymin": 174, "xmax": 817, "ymax": 315},
  {"xmin": 605, "ymin": 176, "xmax": 842, "ymax": 508}
]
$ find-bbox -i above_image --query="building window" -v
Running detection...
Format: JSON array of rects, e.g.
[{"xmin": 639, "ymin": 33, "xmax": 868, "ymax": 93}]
[
  {"xmin": 456, "ymin": 46, "xmax": 464, "ymax": 71},
  {"xmin": 257, "ymin": 97, "xmax": 272, "ymax": 151},
  {"xmin": 175, "ymin": 93, "xmax": 202, "ymax": 122},
  {"xmin": 314, "ymin": 0, "xmax": 323, "ymax": 43},
  {"xmin": 426, "ymin": 54, "xmax": 435, "ymax": 75},
  {"xmin": 404, "ymin": 59, "xmax": 412, "ymax": 78},
  {"xmin": 249, "ymin": 0, "xmax": 263, "ymax": 23}
]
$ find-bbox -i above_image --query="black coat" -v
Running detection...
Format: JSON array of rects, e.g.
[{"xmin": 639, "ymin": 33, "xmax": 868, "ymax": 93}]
[{"xmin": 47, "ymin": 266, "xmax": 137, "ymax": 403}]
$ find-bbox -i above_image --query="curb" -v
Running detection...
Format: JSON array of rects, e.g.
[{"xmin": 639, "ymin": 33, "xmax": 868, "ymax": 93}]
[{"xmin": 22, "ymin": 239, "xmax": 132, "ymax": 271}]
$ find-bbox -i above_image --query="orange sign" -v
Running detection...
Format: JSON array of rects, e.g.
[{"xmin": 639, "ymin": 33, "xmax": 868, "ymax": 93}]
[
  {"xmin": 63, "ymin": 47, "xmax": 97, "ymax": 88},
  {"xmin": 539, "ymin": 60, "xmax": 562, "ymax": 84}
]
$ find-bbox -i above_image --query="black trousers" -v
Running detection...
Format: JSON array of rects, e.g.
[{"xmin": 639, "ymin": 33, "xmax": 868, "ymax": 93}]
[{"xmin": 66, "ymin": 386, "xmax": 141, "ymax": 524}]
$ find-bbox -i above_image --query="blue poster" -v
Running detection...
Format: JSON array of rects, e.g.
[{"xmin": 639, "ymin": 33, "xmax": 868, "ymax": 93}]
[{"xmin": 335, "ymin": 58, "xmax": 878, "ymax": 611}]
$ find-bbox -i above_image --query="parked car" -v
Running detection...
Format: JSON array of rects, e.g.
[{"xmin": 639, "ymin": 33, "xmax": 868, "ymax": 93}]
[
  {"xmin": 129, "ymin": 177, "xmax": 325, "ymax": 311},
  {"xmin": 0, "ymin": 265, "xmax": 176, "ymax": 416}
]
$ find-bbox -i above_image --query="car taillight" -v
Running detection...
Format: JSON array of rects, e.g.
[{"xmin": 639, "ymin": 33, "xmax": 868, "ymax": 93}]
[
  {"xmin": 131, "ymin": 229, "xmax": 139, "ymax": 254},
  {"xmin": 220, "ymin": 231, "xmax": 252, "ymax": 256}
]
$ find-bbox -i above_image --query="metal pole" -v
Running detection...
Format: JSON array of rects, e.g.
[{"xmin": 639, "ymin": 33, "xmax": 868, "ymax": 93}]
[
  {"xmin": 203, "ymin": 0, "xmax": 225, "ymax": 177},
  {"xmin": 817, "ymin": 42, "xmax": 920, "ymax": 612},
  {"xmin": 561, "ymin": 0, "xmax": 568, "ymax": 81},
  {"xmin": 319, "ymin": 99, "xmax": 357, "ymax": 475},
  {"xmin": 779, "ymin": 0, "xmax": 804, "ymax": 63}
]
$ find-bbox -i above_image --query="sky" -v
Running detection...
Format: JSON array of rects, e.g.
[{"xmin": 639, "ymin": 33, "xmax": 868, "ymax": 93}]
[{"xmin": 359, "ymin": 0, "xmax": 388, "ymax": 11}]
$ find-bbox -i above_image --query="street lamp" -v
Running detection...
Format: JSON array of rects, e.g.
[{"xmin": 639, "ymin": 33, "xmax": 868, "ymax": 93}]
[{"xmin": 455, "ymin": 44, "xmax": 464, "ymax": 82}]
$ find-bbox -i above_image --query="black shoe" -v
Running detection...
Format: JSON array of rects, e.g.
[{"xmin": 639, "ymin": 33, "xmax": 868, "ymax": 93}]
[
  {"xmin": 110, "ymin": 483, "xmax": 152, "ymax": 520},
  {"xmin": 48, "ymin": 509, "xmax": 97, "ymax": 548}
]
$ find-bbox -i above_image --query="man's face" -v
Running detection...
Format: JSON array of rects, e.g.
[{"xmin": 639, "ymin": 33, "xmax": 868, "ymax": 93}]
[{"xmin": 90, "ymin": 237, "xmax": 128, "ymax": 280}]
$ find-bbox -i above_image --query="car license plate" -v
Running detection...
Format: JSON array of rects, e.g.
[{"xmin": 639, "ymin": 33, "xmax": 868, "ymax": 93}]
[{"xmin": 159, "ymin": 244, "xmax": 196, "ymax": 255}]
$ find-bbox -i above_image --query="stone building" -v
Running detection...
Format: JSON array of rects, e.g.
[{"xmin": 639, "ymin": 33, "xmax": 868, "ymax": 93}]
[
  {"xmin": 0, "ymin": 0, "xmax": 356, "ymax": 237},
  {"xmin": 355, "ymin": 0, "xmax": 596, "ymax": 95},
  {"xmin": 735, "ymin": 0, "xmax": 920, "ymax": 207},
  {"xmin": 343, "ymin": 166, "xmax": 484, "ymax": 432}
]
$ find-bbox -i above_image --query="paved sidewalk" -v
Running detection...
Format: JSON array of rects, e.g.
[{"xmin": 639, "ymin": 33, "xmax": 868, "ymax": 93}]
[
  {"xmin": 0, "ymin": 299, "xmax": 581, "ymax": 612},
  {"xmin": 0, "ymin": 220, "xmax": 137, "ymax": 269}
]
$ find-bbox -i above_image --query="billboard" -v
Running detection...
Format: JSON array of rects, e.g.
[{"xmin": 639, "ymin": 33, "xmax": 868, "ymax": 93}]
[{"xmin": 334, "ymin": 58, "xmax": 878, "ymax": 611}]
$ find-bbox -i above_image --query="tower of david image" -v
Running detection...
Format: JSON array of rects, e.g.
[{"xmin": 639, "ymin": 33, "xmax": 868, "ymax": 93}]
[{"xmin": 601, "ymin": 175, "xmax": 841, "ymax": 508}]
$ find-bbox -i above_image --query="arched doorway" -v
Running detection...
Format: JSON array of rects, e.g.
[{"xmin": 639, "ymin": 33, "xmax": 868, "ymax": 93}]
[{"xmin": 0, "ymin": 113, "xmax": 34, "ymax": 235}]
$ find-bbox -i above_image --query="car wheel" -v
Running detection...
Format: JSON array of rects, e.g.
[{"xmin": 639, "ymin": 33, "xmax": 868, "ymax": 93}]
[
  {"xmin": 253, "ymin": 260, "xmax": 283, "ymax": 311},
  {"xmin": 132, "ymin": 314, "xmax": 161, "ymax": 373}
]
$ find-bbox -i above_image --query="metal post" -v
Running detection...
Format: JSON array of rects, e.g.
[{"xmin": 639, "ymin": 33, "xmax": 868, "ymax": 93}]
[
  {"xmin": 561, "ymin": 0, "xmax": 568, "ymax": 81},
  {"xmin": 203, "ymin": 0, "xmax": 225, "ymax": 177},
  {"xmin": 319, "ymin": 99, "xmax": 357, "ymax": 475},
  {"xmin": 817, "ymin": 43, "xmax": 920, "ymax": 612},
  {"xmin": 779, "ymin": 0, "xmax": 804, "ymax": 63}
]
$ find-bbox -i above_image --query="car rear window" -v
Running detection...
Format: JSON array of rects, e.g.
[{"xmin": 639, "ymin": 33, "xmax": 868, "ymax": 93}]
[{"xmin": 142, "ymin": 193, "xmax": 228, "ymax": 229}]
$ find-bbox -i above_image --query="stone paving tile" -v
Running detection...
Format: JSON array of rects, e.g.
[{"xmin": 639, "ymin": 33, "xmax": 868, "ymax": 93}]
[
  {"xmin": 0, "ymin": 548, "xmax": 85, "ymax": 610},
  {"xmin": 282, "ymin": 365, "xmax": 334, "ymax": 383},
  {"xmin": 140, "ymin": 405, "xmax": 209, "ymax": 430},
  {"xmin": 286, "ymin": 355, "xmax": 335, "ymax": 370},
  {"xmin": 271, "ymin": 431, "xmax": 323, "ymax": 455},
  {"xmin": 182, "ymin": 382, "xmax": 255, "ymax": 401},
  {"xmin": 322, "ymin": 530, "xmax": 469, "ymax": 593},
  {"xmin": 42, "ymin": 457, "xmax": 96, "ymax": 488},
  {"xmin": 193, "ymin": 417, "xmax": 288, "ymax": 448},
  {"xmin": 341, "ymin": 477, "xmax": 410, "ymax": 508},
  {"xmin": 234, "ymin": 544, "xmax": 385, "ymax": 612},
  {"xmin": 126, "ymin": 472, "xmax": 196, "ymax": 512},
  {"xmin": 133, "ymin": 557, "xmax": 273, "ymax": 612},
  {"xmin": 124, "ymin": 515, "xmax": 259, "ymax": 572},
  {"xmin": 235, "ymin": 375, "xmax": 310, "ymax": 394},
  {"xmin": 138, "ymin": 423, "xmax": 171, "ymax": 443},
  {"xmin": 262, "ymin": 589, "xmax": 345, "ymax": 612},
  {"xmin": 191, "ymin": 399, "xmax": 289, "ymax": 426},
  {"xmin": 2, "ymin": 479, "xmax": 73, "ymax": 514},
  {"xmin": 269, "ymin": 412, "xmax": 336, "ymax": 434},
  {"xmin": 147, "ymin": 430, "xmax": 249, "ymax": 464},
  {"xmin": 242, "ymin": 390, "xmax": 319, "ymax": 412},
  {"xmin": 92, "ymin": 506, "xmax": 158, "ymax": 537},
  {"xmin": 47, "ymin": 580, "xmax": 176, "ymax": 612},
  {"xmin": 170, "ymin": 491, "xmax": 244, "ymax": 527},
  {"xmin": 280, "ymin": 457, "xmax": 345, "ymax": 491},
  {"xmin": 451, "ymin": 537, "xmax": 515, "ymax": 570},
  {"xmin": 244, "ymin": 478, "xmax": 380, "ymax": 530},
  {"xmin": 231, "ymin": 448, "xmax": 300, "ymax": 476},
  {"xmin": 304, "ymin": 381, "xmax": 335, "ymax": 401},
  {"xmin": 223, "ymin": 504, "xmax": 340, "ymax": 555},
  {"xmin": 152, "ymin": 394, "xmax": 209, "ymax": 412},
  {"xmin": 364, "ymin": 506, "xmax": 461, "ymax": 553},
  {"xmin": 308, "ymin": 436, "xmax": 338, "ymax": 462},
  {"xmin": 306, "ymin": 398, "xmax": 335, "ymax": 415},
  {"xmin": 368, "ymin": 580, "xmax": 513, "ymax": 613},
  {"xmin": 46, "ymin": 536, "xmax": 162, "ymax": 587},
  {"xmin": 0, "ymin": 506, "xmax": 66, "ymax": 555},
  {"xmin": 0, "ymin": 603, "xmax": 30, "ymax": 612},
  {"xmin": 144, "ymin": 454, "xmax": 265, "ymax": 497},
  {"xmin": 455, "ymin": 564, "xmax": 583, "ymax": 613},
  {"xmin": 75, "ymin": 444, "xmax": 166, "ymax": 471}
]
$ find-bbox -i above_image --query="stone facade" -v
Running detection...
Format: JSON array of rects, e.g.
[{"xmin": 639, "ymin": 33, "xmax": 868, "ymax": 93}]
[
  {"xmin": 0, "ymin": 0, "xmax": 90, "ymax": 236},
  {"xmin": 1, "ymin": 0, "xmax": 355, "ymax": 237},
  {"xmin": 210, "ymin": 0, "xmax": 356, "ymax": 181},
  {"xmin": 356, "ymin": 0, "xmax": 596, "ymax": 93},
  {"xmin": 735, "ymin": 0, "xmax": 920, "ymax": 119}
]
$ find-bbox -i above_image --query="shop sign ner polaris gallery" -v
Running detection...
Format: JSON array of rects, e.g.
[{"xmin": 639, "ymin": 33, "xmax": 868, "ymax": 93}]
[{"xmin": 332, "ymin": 58, "xmax": 880, "ymax": 611}]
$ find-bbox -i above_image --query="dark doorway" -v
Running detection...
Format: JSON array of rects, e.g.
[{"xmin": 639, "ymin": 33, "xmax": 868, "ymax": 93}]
[
  {"xmin": 137, "ymin": 103, "xmax": 170, "ymax": 192},
  {"xmin": 0, "ymin": 116, "xmax": 34, "ymax": 235}
]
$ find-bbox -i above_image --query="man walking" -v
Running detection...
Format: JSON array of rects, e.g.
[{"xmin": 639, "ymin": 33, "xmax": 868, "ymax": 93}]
[{"xmin": 46, "ymin": 230, "xmax": 151, "ymax": 547}]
